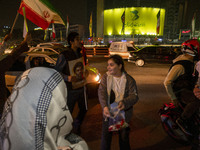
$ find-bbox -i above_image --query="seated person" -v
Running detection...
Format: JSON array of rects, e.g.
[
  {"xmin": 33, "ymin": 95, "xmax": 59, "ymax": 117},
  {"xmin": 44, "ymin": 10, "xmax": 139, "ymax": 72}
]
[
  {"xmin": 30, "ymin": 57, "xmax": 50, "ymax": 68},
  {"xmin": 30, "ymin": 57, "xmax": 40, "ymax": 67}
]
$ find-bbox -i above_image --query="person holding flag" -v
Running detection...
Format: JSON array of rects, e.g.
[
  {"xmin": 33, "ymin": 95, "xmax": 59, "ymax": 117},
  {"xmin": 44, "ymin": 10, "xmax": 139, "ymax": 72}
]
[
  {"xmin": 0, "ymin": 33, "xmax": 32, "ymax": 117},
  {"xmin": 55, "ymin": 32, "xmax": 87, "ymax": 135}
]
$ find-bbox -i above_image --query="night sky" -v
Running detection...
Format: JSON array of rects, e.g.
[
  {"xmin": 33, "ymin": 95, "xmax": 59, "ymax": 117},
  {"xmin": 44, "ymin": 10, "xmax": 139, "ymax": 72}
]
[{"xmin": 0, "ymin": 0, "xmax": 87, "ymax": 29}]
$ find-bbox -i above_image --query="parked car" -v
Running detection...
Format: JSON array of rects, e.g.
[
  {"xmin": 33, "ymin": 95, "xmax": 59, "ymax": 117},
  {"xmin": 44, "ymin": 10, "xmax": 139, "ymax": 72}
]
[
  {"xmin": 28, "ymin": 45, "xmax": 67, "ymax": 54},
  {"xmin": 5, "ymin": 52, "xmax": 101, "ymax": 96},
  {"xmin": 128, "ymin": 45, "xmax": 177, "ymax": 67},
  {"xmin": 36, "ymin": 42, "xmax": 65, "ymax": 47}
]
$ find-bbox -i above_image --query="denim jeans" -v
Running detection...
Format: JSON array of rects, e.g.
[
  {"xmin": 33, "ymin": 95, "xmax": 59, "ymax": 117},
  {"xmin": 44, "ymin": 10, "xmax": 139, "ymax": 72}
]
[{"xmin": 101, "ymin": 118, "xmax": 131, "ymax": 150}]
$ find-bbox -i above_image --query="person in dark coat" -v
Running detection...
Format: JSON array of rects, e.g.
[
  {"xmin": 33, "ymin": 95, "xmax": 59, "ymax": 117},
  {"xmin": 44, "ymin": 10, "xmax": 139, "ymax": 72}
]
[{"xmin": 0, "ymin": 33, "xmax": 31, "ymax": 117}]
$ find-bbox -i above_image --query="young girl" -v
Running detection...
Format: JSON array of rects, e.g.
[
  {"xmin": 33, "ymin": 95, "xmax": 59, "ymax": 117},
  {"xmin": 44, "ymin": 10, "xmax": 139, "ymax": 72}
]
[{"xmin": 98, "ymin": 54, "xmax": 139, "ymax": 150}]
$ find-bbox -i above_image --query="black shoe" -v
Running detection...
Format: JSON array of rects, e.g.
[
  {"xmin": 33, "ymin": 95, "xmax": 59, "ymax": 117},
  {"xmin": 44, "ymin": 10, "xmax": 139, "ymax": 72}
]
[{"xmin": 176, "ymin": 118, "xmax": 192, "ymax": 135}]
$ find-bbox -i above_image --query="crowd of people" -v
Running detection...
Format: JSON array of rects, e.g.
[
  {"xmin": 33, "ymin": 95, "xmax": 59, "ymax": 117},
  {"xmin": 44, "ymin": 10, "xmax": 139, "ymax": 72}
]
[{"xmin": 0, "ymin": 31, "xmax": 199, "ymax": 150}]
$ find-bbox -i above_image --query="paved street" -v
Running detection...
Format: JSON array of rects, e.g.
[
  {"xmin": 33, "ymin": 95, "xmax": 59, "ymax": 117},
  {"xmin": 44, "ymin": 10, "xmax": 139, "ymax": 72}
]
[{"xmin": 72, "ymin": 56, "xmax": 191, "ymax": 150}]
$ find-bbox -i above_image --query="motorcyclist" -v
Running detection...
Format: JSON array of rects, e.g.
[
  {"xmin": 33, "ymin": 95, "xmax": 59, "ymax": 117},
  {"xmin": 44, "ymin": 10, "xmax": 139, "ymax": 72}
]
[{"xmin": 164, "ymin": 39, "xmax": 200, "ymax": 135}]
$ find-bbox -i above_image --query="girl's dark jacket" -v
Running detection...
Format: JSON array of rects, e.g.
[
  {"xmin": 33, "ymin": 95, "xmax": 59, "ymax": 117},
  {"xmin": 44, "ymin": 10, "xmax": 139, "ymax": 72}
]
[{"xmin": 98, "ymin": 72, "xmax": 139, "ymax": 123}]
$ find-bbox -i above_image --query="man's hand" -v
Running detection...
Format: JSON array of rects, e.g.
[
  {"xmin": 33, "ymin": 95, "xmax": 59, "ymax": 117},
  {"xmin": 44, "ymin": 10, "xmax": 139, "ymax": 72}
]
[
  {"xmin": 23, "ymin": 32, "xmax": 32, "ymax": 43},
  {"xmin": 68, "ymin": 76, "xmax": 77, "ymax": 82},
  {"xmin": 172, "ymin": 99, "xmax": 179, "ymax": 107},
  {"xmin": 118, "ymin": 101, "xmax": 125, "ymax": 110},
  {"xmin": 57, "ymin": 146, "xmax": 72, "ymax": 150},
  {"xmin": 3, "ymin": 33, "xmax": 12, "ymax": 42},
  {"xmin": 193, "ymin": 85, "xmax": 200, "ymax": 99},
  {"xmin": 103, "ymin": 106, "xmax": 110, "ymax": 118}
]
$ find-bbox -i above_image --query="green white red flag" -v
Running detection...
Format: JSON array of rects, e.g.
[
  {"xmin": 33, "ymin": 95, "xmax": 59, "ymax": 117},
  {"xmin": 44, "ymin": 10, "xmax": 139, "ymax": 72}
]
[
  {"xmin": 121, "ymin": 10, "xmax": 125, "ymax": 34},
  {"xmin": 66, "ymin": 16, "xmax": 69, "ymax": 37},
  {"xmin": 156, "ymin": 10, "xmax": 160, "ymax": 35},
  {"xmin": 18, "ymin": 0, "xmax": 65, "ymax": 29},
  {"xmin": 191, "ymin": 12, "xmax": 196, "ymax": 38},
  {"xmin": 52, "ymin": 23, "xmax": 56, "ymax": 39},
  {"xmin": 22, "ymin": 7, "xmax": 28, "ymax": 38}
]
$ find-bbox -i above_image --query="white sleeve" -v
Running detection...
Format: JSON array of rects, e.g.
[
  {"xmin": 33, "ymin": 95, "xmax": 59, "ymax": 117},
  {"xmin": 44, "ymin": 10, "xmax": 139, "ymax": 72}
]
[{"xmin": 164, "ymin": 64, "xmax": 185, "ymax": 100}]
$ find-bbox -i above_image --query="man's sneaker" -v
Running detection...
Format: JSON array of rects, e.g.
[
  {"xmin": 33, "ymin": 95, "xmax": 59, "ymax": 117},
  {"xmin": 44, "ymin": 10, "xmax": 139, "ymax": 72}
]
[{"xmin": 176, "ymin": 118, "xmax": 192, "ymax": 135}]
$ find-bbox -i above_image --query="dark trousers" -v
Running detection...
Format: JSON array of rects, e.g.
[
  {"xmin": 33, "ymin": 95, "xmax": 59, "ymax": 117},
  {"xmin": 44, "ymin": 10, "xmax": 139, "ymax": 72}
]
[
  {"xmin": 179, "ymin": 89, "xmax": 200, "ymax": 119},
  {"xmin": 101, "ymin": 118, "xmax": 131, "ymax": 150},
  {"xmin": 67, "ymin": 88, "xmax": 87, "ymax": 125}
]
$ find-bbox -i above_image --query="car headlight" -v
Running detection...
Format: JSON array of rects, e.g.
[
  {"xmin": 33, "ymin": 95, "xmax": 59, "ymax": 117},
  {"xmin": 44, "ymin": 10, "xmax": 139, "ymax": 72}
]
[{"xmin": 95, "ymin": 73, "xmax": 101, "ymax": 83}]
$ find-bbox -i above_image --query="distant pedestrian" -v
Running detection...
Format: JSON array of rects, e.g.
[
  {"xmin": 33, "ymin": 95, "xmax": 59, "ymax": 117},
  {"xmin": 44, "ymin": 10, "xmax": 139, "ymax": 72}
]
[
  {"xmin": 98, "ymin": 54, "xmax": 139, "ymax": 150},
  {"xmin": 55, "ymin": 32, "xmax": 87, "ymax": 135}
]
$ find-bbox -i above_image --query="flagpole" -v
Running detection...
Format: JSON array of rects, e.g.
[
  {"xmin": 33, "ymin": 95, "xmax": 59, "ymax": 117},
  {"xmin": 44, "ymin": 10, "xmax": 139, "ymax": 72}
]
[{"xmin": 10, "ymin": 12, "xmax": 19, "ymax": 34}]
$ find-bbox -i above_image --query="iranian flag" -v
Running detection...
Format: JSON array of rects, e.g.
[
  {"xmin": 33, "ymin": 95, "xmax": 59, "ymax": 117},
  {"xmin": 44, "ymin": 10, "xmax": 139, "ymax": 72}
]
[
  {"xmin": 52, "ymin": 23, "xmax": 56, "ymax": 39},
  {"xmin": 18, "ymin": 0, "xmax": 65, "ymax": 30},
  {"xmin": 156, "ymin": 10, "xmax": 160, "ymax": 35},
  {"xmin": 191, "ymin": 12, "xmax": 196, "ymax": 38},
  {"xmin": 66, "ymin": 16, "xmax": 69, "ymax": 37}
]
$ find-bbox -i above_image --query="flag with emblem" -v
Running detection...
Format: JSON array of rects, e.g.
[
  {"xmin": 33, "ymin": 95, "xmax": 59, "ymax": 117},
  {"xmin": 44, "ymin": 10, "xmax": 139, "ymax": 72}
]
[
  {"xmin": 52, "ymin": 23, "xmax": 56, "ymax": 39},
  {"xmin": 191, "ymin": 12, "xmax": 196, "ymax": 38},
  {"xmin": 22, "ymin": 7, "xmax": 28, "ymax": 38},
  {"xmin": 18, "ymin": 0, "xmax": 65, "ymax": 30},
  {"xmin": 156, "ymin": 10, "xmax": 160, "ymax": 35},
  {"xmin": 121, "ymin": 11, "xmax": 125, "ymax": 34},
  {"xmin": 66, "ymin": 16, "xmax": 69, "ymax": 37}
]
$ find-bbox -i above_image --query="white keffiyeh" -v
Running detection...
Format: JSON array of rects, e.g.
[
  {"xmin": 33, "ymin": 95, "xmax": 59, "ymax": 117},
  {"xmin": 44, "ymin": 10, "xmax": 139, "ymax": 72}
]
[{"xmin": 0, "ymin": 67, "xmax": 88, "ymax": 150}]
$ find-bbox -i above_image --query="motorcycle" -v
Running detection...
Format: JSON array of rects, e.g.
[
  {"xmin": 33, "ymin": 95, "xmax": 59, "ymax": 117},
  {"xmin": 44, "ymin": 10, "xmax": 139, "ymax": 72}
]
[{"xmin": 158, "ymin": 102, "xmax": 200, "ymax": 147}]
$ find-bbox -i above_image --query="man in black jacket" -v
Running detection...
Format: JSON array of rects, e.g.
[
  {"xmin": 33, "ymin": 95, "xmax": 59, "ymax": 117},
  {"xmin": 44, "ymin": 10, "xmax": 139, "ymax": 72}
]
[{"xmin": 55, "ymin": 32, "xmax": 87, "ymax": 135}]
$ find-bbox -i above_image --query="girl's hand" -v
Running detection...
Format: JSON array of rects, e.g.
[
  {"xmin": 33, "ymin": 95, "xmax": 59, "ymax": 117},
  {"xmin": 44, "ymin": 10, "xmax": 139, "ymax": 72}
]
[
  {"xmin": 103, "ymin": 106, "xmax": 110, "ymax": 117},
  {"xmin": 118, "ymin": 101, "xmax": 125, "ymax": 110}
]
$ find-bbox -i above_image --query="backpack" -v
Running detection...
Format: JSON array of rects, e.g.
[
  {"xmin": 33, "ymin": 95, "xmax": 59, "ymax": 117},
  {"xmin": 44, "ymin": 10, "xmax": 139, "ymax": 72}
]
[{"xmin": 169, "ymin": 60, "xmax": 198, "ymax": 93}]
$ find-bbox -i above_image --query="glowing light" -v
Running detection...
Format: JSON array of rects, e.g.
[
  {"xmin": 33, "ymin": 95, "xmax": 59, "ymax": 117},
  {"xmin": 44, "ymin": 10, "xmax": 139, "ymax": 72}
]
[
  {"xmin": 125, "ymin": 31, "xmax": 131, "ymax": 35},
  {"xmin": 104, "ymin": 7, "xmax": 165, "ymax": 36},
  {"xmin": 95, "ymin": 74, "xmax": 100, "ymax": 82}
]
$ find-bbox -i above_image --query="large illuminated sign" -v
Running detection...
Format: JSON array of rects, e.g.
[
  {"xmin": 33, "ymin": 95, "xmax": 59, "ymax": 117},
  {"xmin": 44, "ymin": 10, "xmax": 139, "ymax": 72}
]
[{"xmin": 104, "ymin": 7, "xmax": 165, "ymax": 36}]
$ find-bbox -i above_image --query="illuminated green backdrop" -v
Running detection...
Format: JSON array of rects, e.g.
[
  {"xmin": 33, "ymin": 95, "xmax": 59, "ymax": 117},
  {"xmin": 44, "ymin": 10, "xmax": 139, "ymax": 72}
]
[{"xmin": 104, "ymin": 7, "xmax": 165, "ymax": 36}]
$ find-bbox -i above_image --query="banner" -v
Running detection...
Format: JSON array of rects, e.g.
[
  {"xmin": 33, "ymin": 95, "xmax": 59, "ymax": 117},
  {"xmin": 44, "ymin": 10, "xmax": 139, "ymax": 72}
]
[{"xmin": 104, "ymin": 8, "xmax": 165, "ymax": 36}]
